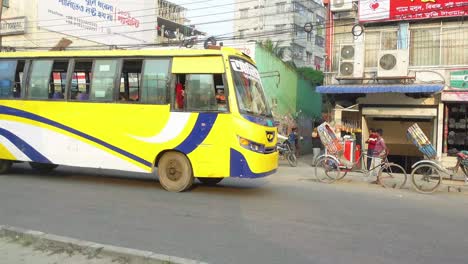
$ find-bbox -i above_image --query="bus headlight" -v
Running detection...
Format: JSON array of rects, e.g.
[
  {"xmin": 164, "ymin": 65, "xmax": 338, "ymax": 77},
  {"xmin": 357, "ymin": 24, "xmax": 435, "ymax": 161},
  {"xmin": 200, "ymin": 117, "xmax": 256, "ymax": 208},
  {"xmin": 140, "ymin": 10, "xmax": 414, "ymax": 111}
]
[{"xmin": 238, "ymin": 136, "xmax": 265, "ymax": 153}]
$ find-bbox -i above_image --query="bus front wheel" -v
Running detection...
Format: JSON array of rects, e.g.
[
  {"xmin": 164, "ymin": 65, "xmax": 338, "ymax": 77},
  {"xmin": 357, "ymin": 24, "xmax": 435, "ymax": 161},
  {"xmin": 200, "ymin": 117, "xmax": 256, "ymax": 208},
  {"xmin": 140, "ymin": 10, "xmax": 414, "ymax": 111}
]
[
  {"xmin": 158, "ymin": 152, "xmax": 194, "ymax": 192},
  {"xmin": 197, "ymin": 177, "xmax": 223, "ymax": 186},
  {"xmin": 0, "ymin": 159, "xmax": 13, "ymax": 174}
]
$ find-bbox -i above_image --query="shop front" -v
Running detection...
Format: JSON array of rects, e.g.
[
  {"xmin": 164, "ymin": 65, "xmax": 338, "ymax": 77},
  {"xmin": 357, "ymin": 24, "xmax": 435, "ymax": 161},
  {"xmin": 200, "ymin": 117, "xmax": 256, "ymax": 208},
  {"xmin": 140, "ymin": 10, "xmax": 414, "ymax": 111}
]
[
  {"xmin": 442, "ymin": 91, "xmax": 468, "ymax": 157},
  {"xmin": 317, "ymin": 84, "xmax": 444, "ymax": 171}
]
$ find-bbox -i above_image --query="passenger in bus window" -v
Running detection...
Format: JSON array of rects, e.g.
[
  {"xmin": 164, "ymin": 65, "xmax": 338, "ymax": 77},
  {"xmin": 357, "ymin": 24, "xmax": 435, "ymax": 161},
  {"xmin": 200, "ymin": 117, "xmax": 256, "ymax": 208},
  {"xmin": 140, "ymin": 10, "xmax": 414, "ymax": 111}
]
[
  {"xmin": 176, "ymin": 82, "xmax": 184, "ymax": 109},
  {"xmin": 216, "ymin": 88, "xmax": 226, "ymax": 111}
]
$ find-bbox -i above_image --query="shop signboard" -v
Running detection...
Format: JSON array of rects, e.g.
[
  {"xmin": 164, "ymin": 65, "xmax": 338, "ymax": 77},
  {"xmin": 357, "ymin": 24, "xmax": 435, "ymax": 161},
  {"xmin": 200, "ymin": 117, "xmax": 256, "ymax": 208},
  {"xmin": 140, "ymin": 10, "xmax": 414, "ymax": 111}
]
[
  {"xmin": 450, "ymin": 70, "xmax": 468, "ymax": 89},
  {"xmin": 0, "ymin": 17, "xmax": 26, "ymax": 36},
  {"xmin": 359, "ymin": 0, "xmax": 468, "ymax": 22},
  {"xmin": 37, "ymin": 0, "xmax": 157, "ymax": 46},
  {"xmin": 442, "ymin": 92, "xmax": 468, "ymax": 102}
]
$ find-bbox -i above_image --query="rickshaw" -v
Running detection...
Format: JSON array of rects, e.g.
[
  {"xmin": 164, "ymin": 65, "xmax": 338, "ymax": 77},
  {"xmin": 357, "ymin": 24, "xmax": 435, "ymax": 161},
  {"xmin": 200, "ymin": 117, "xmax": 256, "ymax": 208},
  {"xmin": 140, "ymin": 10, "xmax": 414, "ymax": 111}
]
[
  {"xmin": 408, "ymin": 123, "xmax": 468, "ymax": 194},
  {"xmin": 314, "ymin": 122, "xmax": 407, "ymax": 188}
]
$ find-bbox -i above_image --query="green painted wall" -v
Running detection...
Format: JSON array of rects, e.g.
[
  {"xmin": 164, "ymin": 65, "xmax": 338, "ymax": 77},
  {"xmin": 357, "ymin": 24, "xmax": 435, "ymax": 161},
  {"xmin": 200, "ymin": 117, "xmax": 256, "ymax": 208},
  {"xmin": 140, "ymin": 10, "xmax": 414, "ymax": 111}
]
[
  {"xmin": 254, "ymin": 44, "xmax": 322, "ymax": 154},
  {"xmin": 254, "ymin": 45, "xmax": 298, "ymax": 117}
]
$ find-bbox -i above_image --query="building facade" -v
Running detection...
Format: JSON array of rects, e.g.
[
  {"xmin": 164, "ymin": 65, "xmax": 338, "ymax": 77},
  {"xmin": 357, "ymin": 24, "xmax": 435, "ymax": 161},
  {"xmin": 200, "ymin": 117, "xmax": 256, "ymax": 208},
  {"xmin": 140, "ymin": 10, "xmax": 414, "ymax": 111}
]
[
  {"xmin": 233, "ymin": 0, "xmax": 326, "ymax": 70},
  {"xmin": 319, "ymin": 0, "xmax": 468, "ymax": 169},
  {"xmin": 0, "ymin": 0, "xmax": 197, "ymax": 51}
]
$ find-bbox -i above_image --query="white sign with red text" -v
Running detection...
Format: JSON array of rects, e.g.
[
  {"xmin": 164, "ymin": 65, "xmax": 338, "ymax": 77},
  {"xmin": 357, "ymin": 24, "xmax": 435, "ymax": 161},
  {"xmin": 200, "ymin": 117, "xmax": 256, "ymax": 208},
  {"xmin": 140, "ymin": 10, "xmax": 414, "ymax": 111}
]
[{"xmin": 38, "ymin": 0, "xmax": 157, "ymax": 46}]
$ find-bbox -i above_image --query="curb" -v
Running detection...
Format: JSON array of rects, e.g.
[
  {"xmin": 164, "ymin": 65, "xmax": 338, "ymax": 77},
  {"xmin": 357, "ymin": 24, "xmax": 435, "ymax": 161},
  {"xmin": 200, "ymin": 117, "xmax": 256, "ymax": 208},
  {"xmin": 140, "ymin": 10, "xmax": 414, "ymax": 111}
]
[{"xmin": 0, "ymin": 225, "xmax": 208, "ymax": 264}]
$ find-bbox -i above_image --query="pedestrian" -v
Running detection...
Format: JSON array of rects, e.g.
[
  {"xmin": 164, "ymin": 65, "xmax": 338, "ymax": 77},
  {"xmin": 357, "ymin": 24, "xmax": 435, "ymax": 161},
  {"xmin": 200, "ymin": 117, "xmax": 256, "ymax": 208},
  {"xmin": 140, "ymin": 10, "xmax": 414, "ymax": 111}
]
[
  {"xmin": 365, "ymin": 128, "xmax": 378, "ymax": 170},
  {"xmin": 370, "ymin": 128, "xmax": 389, "ymax": 184},
  {"xmin": 288, "ymin": 127, "xmax": 298, "ymax": 156},
  {"xmin": 311, "ymin": 128, "xmax": 323, "ymax": 165}
]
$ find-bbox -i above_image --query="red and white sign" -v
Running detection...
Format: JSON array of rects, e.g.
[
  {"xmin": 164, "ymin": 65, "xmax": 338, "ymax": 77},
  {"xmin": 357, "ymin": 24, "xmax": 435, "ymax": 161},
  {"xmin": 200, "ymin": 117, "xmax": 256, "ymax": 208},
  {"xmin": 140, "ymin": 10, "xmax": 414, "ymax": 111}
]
[{"xmin": 359, "ymin": 0, "xmax": 468, "ymax": 22}]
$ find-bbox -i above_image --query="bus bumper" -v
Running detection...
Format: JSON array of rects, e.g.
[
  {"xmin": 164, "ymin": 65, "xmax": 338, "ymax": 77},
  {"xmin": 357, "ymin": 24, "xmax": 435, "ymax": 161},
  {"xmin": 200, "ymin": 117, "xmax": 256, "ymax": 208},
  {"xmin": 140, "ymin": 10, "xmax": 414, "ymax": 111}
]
[{"xmin": 229, "ymin": 148, "xmax": 278, "ymax": 178}]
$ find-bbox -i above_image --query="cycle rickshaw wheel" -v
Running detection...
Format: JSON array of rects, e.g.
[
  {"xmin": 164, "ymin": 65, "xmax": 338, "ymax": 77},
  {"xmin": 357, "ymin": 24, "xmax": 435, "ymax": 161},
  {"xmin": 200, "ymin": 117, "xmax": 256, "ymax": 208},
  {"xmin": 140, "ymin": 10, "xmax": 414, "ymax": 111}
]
[
  {"xmin": 315, "ymin": 156, "xmax": 341, "ymax": 184},
  {"xmin": 411, "ymin": 164, "xmax": 442, "ymax": 194},
  {"xmin": 378, "ymin": 163, "xmax": 407, "ymax": 189}
]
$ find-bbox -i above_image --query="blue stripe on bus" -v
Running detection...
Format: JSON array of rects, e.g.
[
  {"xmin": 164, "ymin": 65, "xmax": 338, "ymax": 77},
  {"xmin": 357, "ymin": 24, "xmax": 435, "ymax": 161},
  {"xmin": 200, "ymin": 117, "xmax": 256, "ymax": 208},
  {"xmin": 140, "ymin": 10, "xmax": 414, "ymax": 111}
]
[
  {"xmin": 229, "ymin": 148, "xmax": 276, "ymax": 178},
  {"xmin": 175, "ymin": 113, "xmax": 218, "ymax": 155},
  {"xmin": 0, "ymin": 106, "xmax": 152, "ymax": 168},
  {"xmin": 0, "ymin": 128, "xmax": 51, "ymax": 163}
]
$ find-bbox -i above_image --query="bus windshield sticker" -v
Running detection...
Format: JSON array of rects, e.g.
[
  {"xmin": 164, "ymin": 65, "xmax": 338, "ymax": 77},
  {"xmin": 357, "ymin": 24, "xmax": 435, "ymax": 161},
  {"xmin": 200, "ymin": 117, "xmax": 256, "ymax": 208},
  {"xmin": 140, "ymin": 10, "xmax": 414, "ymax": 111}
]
[{"xmin": 230, "ymin": 59, "xmax": 260, "ymax": 82}]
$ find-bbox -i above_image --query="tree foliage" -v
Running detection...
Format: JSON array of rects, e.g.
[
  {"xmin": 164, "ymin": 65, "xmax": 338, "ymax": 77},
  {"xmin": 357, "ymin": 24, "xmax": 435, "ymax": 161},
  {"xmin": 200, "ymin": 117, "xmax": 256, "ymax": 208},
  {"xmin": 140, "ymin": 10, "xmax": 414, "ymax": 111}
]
[
  {"xmin": 296, "ymin": 67, "xmax": 324, "ymax": 86},
  {"xmin": 259, "ymin": 39, "xmax": 286, "ymax": 60}
]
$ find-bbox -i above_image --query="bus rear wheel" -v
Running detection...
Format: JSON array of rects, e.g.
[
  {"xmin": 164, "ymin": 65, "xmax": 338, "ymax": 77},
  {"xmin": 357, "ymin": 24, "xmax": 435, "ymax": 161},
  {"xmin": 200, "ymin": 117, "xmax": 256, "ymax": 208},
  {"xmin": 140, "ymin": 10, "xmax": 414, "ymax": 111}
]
[
  {"xmin": 158, "ymin": 152, "xmax": 194, "ymax": 192},
  {"xmin": 197, "ymin": 177, "xmax": 223, "ymax": 185},
  {"xmin": 29, "ymin": 162, "xmax": 58, "ymax": 173},
  {"xmin": 0, "ymin": 159, "xmax": 13, "ymax": 174}
]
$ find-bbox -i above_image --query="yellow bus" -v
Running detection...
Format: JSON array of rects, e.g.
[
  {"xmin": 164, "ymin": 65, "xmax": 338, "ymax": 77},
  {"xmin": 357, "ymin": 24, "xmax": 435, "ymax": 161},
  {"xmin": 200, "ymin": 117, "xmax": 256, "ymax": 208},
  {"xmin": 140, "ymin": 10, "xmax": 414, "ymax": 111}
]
[{"xmin": 0, "ymin": 47, "xmax": 278, "ymax": 192}]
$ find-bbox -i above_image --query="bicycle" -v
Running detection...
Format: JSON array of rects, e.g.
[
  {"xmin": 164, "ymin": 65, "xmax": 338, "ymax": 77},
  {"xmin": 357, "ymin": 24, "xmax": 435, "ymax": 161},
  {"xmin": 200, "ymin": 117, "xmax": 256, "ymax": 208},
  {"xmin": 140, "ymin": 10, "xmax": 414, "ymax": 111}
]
[
  {"xmin": 277, "ymin": 140, "xmax": 297, "ymax": 167},
  {"xmin": 314, "ymin": 150, "xmax": 407, "ymax": 188}
]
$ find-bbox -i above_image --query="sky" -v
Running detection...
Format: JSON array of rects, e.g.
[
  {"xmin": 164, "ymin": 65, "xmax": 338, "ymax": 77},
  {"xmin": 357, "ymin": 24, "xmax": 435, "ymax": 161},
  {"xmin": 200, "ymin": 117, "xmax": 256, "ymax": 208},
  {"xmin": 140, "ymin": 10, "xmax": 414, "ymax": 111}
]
[{"xmin": 171, "ymin": 0, "xmax": 235, "ymax": 37}]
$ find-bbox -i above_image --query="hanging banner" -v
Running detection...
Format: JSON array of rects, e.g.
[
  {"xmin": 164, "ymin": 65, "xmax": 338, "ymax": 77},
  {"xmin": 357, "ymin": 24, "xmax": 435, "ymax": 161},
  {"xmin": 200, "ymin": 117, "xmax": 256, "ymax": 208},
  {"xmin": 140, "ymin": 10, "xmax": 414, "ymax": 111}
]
[
  {"xmin": 38, "ymin": 0, "xmax": 157, "ymax": 46},
  {"xmin": 359, "ymin": 0, "xmax": 468, "ymax": 22}
]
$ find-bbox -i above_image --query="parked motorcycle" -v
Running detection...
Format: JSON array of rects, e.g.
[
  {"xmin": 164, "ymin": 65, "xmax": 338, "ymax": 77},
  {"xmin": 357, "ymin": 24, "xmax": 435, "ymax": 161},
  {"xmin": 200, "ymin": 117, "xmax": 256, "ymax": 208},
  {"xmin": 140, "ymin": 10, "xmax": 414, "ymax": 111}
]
[{"xmin": 277, "ymin": 134, "xmax": 297, "ymax": 167}]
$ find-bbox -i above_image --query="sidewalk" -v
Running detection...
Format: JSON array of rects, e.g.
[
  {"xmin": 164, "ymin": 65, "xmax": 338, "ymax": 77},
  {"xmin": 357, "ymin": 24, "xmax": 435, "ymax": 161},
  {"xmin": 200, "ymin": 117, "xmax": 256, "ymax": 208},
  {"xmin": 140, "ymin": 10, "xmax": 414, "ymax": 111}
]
[
  {"xmin": 0, "ymin": 236, "xmax": 113, "ymax": 264},
  {"xmin": 0, "ymin": 225, "xmax": 206, "ymax": 264},
  {"xmin": 279, "ymin": 153, "xmax": 376, "ymax": 184}
]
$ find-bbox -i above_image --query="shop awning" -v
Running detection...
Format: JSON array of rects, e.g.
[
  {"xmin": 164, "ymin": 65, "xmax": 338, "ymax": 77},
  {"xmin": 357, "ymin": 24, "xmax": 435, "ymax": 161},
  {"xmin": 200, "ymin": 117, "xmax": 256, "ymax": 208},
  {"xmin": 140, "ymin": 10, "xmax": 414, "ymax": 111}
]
[{"xmin": 317, "ymin": 84, "xmax": 444, "ymax": 94}]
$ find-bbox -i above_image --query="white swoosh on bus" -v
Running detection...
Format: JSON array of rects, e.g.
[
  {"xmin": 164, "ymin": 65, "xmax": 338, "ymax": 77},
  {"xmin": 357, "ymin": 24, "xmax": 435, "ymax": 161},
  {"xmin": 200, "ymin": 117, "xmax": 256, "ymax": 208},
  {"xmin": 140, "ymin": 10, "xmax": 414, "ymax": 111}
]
[{"xmin": 129, "ymin": 112, "xmax": 191, "ymax": 143}]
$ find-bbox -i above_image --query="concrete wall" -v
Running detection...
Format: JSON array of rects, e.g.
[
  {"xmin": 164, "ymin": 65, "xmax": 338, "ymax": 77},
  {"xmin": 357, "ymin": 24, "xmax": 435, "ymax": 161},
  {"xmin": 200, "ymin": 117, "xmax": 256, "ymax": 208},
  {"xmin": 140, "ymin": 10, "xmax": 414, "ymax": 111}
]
[{"xmin": 255, "ymin": 44, "xmax": 322, "ymax": 154}]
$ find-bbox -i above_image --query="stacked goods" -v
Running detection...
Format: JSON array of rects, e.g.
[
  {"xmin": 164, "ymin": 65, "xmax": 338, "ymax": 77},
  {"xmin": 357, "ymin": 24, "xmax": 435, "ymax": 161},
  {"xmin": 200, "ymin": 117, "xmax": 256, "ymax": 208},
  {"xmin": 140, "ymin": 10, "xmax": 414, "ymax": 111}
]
[
  {"xmin": 449, "ymin": 118, "xmax": 456, "ymax": 129},
  {"xmin": 460, "ymin": 105, "xmax": 467, "ymax": 112},
  {"xmin": 407, "ymin": 123, "xmax": 437, "ymax": 159},
  {"xmin": 455, "ymin": 134, "xmax": 465, "ymax": 145},
  {"xmin": 448, "ymin": 131, "xmax": 456, "ymax": 145},
  {"xmin": 317, "ymin": 122, "xmax": 343, "ymax": 155}
]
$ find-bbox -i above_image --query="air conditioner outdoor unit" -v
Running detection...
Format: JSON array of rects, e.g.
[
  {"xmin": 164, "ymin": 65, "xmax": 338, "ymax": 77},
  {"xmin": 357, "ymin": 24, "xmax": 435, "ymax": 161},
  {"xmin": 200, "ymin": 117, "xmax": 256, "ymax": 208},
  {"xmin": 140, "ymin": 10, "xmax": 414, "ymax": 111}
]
[
  {"xmin": 331, "ymin": 0, "xmax": 353, "ymax": 12},
  {"xmin": 338, "ymin": 44, "xmax": 363, "ymax": 78},
  {"xmin": 377, "ymin": 50, "xmax": 409, "ymax": 77}
]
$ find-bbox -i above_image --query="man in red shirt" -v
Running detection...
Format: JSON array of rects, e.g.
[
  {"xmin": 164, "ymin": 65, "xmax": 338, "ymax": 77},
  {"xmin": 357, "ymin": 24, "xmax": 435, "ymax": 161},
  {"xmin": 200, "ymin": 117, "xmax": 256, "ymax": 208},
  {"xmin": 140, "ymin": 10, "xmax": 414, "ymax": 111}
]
[
  {"xmin": 366, "ymin": 128, "xmax": 378, "ymax": 170},
  {"xmin": 176, "ymin": 83, "xmax": 184, "ymax": 109}
]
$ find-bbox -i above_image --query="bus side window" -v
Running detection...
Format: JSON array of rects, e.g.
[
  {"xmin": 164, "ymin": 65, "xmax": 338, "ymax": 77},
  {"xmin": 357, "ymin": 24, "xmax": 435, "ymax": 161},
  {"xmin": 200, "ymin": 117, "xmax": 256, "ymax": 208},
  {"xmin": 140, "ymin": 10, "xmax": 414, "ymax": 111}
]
[
  {"xmin": 141, "ymin": 59, "xmax": 170, "ymax": 104},
  {"xmin": 90, "ymin": 59, "xmax": 118, "ymax": 101},
  {"xmin": 71, "ymin": 60, "xmax": 93, "ymax": 101},
  {"xmin": 0, "ymin": 60, "xmax": 17, "ymax": 99},
  {"xmin": 119, "ymin": 60, "xmax": 142, "ymax": 102},
  {"xmin": 185, "ymin": 74, "xmax": 217, "ymax": 111},
  {"xmin": 27, "ymin": 60, "xmax": 53, "ymax": 100},
  {"xmin": 14, "ymin": 60, "xmax": 26, "ymax": 98},
  {"xmin": 49, "ymin": 60, "xmax": 69, "ymax": 100},
  {"xmin": 173, "ymin": 74, "xmax": 186, "ymax": 110},
  {"xmin": 214, "ymin": 74, "xmax": 227, "ymax": 111}
]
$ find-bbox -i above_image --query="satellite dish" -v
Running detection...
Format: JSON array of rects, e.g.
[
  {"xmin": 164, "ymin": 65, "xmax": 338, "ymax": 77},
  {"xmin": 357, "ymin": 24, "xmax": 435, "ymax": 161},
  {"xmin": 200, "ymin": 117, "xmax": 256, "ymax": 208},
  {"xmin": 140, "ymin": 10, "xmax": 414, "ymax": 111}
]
[
  {"xmin": 379, "ymin": 54, "xmax": 397, "ymax": 70},
  {"xmin": 341, "ymin": 45, "xmax": 354, "ymax": 60}
]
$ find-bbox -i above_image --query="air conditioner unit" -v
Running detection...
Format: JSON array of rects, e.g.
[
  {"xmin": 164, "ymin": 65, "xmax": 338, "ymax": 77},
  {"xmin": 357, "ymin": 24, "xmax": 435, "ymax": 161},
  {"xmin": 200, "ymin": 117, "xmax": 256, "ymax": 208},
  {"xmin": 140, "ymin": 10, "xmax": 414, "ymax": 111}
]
[
  {"xmin": 331, "ymin": 0, "xmax": 353, "ymax": 12},
  {"xmin": 377, "ymin": 50, "xmax": 409, "ymax": 77},
  {"xmin": 338, "ymin": 44, "xmax": 363, "ymax": 78}
]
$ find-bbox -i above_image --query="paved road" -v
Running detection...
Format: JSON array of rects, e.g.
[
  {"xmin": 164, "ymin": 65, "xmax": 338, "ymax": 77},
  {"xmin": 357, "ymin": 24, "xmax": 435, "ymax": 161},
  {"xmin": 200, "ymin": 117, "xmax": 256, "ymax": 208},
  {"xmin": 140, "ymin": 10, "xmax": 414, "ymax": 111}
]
[{"xmin": 1, "ymin": 162, "xmax": 468, "ymax": 264}]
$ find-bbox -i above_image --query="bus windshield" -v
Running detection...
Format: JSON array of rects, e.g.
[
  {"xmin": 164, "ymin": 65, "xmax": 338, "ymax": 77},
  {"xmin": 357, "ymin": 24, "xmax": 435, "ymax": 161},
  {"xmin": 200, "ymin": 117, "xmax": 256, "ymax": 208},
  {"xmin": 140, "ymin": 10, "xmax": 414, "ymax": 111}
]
[{"xmin": 230, "ymin": 58, "xmax": 272, "ymax": 117}]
